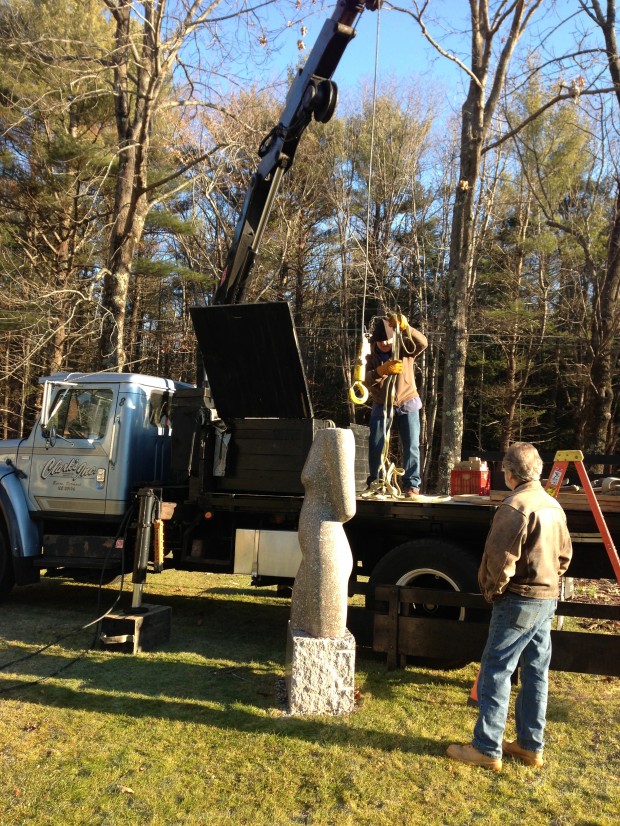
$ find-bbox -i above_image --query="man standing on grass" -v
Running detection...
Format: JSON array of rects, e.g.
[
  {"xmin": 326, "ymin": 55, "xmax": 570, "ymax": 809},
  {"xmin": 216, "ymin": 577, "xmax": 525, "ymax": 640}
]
[{"xmin": 447, "ymin": 442, "xmax": 573, "ymax": 771}]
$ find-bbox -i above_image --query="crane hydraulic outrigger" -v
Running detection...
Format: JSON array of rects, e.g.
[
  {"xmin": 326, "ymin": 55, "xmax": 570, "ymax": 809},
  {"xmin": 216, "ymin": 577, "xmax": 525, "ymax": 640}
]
[{"xmin": 214, "ymin": 0, "xmax": 382, "ymax": 306}]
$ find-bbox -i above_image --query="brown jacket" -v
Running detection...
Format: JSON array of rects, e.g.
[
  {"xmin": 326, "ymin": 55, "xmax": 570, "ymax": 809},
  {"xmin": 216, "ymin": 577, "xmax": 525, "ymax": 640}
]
[
  {"xmin": 478, "ymin": 480, "xmax": 573, "ymax": 602},
  {"xmin": 363, "ymin": 325, "xmax": 428, "ymax": 407}
]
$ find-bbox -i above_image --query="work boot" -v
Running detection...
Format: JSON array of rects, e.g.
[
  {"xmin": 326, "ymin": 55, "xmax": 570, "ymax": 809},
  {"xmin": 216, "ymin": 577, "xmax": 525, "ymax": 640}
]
[
  {"xmin": 403, "ymin": 488, "xmax": 420, "ymax": 499},
  {"xmin": 502, "ymin": 740, "xmax": 544, "ymax": 767},
  {"xmin": 446, "ymin": 743, "xmax": 502, "ymax": 771}
]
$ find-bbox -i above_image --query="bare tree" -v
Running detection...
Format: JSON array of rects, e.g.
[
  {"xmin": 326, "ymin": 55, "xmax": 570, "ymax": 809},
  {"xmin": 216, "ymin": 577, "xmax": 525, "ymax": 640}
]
[
  {"xmin": 407, "ymin": 0, "xmax": 545, "ymax": 489},
  {"xmin": 4, "ymin": 0, "xmax": 305, "ymax": 370},
  {"xmin": 98, "ymin": 0, "xmax": 287, "ymax": 369}
]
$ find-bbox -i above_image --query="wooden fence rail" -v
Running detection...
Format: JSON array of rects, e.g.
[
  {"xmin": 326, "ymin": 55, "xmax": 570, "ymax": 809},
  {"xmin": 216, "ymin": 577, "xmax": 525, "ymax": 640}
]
[{"xmin": 372, "ymin": 585, "xmax": 620, "ymax": 675}]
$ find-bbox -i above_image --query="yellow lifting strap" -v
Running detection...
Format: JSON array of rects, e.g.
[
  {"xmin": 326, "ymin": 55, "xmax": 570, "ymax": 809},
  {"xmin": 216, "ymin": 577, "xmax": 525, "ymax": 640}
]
[{"xmin": 349, "ymin": 337, "xmax": 370, "ymax": 405}]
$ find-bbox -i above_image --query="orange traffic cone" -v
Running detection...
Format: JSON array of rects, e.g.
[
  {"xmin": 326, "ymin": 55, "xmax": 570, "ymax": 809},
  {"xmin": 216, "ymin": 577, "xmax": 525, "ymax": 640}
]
[{"xmin": 467, "ymin": 671, "xmax": 480, "ymax": 706}]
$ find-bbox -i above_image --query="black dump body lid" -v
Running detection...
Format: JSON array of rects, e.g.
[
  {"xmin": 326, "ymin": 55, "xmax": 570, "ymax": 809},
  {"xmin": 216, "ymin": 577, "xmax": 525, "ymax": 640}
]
[{"xmin": 190, "ymin": 302, "xmax": 313, "ymax": 420}]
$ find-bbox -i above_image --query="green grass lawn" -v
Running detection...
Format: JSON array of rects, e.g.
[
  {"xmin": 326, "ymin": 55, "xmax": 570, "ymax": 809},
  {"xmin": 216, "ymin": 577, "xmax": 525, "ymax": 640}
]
[{"xmin": 0, "ymin": 571, "xmax": 619, "ymax": 825}]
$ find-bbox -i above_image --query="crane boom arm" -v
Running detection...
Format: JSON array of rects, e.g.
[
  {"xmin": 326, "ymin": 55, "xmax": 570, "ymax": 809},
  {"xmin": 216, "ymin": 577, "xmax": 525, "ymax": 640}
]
[{"xmin": 213, "ymin": 0, "xmax": 381, "ymax": 305}]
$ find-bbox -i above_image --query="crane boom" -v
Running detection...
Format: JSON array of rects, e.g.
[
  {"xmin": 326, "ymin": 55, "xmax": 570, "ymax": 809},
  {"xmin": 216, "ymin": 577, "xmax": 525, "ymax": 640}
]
[{"xmin": 213, "ymin": 0, "xmax": 381, "ymax": 305}]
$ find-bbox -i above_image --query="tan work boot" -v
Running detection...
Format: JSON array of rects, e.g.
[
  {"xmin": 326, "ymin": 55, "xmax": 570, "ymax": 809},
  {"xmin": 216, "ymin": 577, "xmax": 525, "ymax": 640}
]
[
  {"xmin": 446, "ymin": 743, "xmax": 502, "ymax": 771},
  {"xmin": 502, "ymin": 740, "xmax": 544, "ymax": 767}
]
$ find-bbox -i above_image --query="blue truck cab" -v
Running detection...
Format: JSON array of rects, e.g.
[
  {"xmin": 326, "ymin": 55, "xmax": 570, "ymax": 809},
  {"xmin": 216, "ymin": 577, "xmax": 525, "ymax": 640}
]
[{"xmin": 0, "ymin": 372, "xmax": 190, "ymax": 596}]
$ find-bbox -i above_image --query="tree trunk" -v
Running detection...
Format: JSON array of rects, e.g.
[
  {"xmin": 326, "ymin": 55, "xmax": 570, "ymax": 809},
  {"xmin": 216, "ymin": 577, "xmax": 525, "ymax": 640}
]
[
  {"xmin": 437, "ymin": 81, "xmax": 483, "ymax": 491},
  {"xmin": 429, "ymin": 0, "xmax": 538, "ymax": 491},
  {"xmin": 99, "ymin": 0, "xmax": 151, "ymax": 370},
  {"xmin": 586, "ymin": 181, "xmax": 620, "ymax": 461}
]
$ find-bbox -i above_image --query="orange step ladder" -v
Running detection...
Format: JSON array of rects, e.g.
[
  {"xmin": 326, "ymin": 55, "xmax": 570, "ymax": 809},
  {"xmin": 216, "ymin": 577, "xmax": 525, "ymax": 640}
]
[
  {"xmin": 468, "ymin": 449, "xmax": 620, "ymax": 705},
  {"xmin": 545, "ymin": 449, "xmax": 620, "ymax": 586}
]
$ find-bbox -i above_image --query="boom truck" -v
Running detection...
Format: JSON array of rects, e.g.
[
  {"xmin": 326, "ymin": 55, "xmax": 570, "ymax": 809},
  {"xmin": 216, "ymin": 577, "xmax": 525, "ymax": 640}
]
[{"xmin": 0, "ymin": 0, "xmax": 619, "ymax": 672}]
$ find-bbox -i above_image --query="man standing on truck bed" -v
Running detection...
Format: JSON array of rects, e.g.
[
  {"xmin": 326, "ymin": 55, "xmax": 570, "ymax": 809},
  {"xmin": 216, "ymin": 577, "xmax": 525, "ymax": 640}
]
[
  {"xmin": 447, "ymin": 442, "xmax": 573, "ymax": 771},
  {"xmin": 363, "ymin": 312, "xmax": 428, "ymax": 498}
]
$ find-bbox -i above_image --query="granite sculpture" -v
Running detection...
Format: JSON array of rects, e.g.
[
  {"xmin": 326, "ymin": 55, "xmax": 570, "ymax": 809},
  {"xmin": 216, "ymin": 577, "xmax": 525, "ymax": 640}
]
[
  {"xmin": 290, "ymin": 426, "xmax": 356, "ymax": 639},
  {"xmin": 286, "ymin": 426, "xmax": 357, "ymax": 715}
]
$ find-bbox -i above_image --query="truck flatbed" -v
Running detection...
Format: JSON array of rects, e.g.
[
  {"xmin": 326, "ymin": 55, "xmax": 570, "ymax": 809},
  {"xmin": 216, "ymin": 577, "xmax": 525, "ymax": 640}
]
[{"xmin": 182, "ymin": 486, "xmax": 619, "ymax": 584}]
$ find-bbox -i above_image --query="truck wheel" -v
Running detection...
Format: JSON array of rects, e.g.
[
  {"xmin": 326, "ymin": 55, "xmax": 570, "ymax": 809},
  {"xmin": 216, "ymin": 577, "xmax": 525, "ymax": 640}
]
[
  {"xmin": 0, "ymin": 528, "xmax": 15, "ymax": 600},
  {"xmin": 367, "ymin": 538, "xmax": 481, "ymax": 669}
]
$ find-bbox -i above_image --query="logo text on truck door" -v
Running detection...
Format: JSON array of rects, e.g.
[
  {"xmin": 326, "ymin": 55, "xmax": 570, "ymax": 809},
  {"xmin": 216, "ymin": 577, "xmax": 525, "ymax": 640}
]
[{"xmin": 41, "ymin": 458, "xmax": 98, "ymax": 481}]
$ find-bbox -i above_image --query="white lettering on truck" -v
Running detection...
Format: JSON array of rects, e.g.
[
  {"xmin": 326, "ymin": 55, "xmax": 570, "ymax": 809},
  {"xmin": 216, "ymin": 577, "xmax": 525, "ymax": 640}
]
[{"xmin": 41, "ymin": 458, "xmax": 98, "ymax": 481}]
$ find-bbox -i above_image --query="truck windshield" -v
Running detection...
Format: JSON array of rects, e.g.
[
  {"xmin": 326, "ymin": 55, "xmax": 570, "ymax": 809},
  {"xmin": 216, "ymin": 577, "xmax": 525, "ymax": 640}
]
[{"xmin": 48, "ymin": 388, "xmax": 113, "ymax": 441}]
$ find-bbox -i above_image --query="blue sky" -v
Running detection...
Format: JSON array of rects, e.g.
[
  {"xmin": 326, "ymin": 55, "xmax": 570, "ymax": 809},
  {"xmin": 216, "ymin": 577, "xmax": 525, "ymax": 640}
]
[
  {"xmin": 261, "ymin": 2, "xmax": 466, "ymax": 98},
  {"xmin": 245, "ymin": 0, "xmax": 583, "ymax": 110}
]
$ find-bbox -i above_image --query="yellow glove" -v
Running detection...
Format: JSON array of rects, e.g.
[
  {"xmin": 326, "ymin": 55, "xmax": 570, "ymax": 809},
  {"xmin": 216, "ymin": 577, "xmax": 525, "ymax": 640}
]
[
  {"xmin": 376, "ymin": 359, "xmax": 403, "ymax": 377},
  {"xmin": 388, "ymin": 312, "xmax": 408, "ymax": 332}
]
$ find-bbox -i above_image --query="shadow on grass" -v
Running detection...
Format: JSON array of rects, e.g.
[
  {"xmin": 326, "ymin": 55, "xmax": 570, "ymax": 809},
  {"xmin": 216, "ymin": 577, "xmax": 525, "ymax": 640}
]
[
  {"xmin": 1, "ymin": 581, "xmax": 475, "ymax": 663},
  {"xmin": 0, "ymin": 669, "xmax": 455, "ymax": 759},
  {"xmin": 1, "ymin": 580, "xmax": 476, "ymax": 660},
  {"xmin": 0, "ymin": 576, "xmax": 476, "ymax": 749}
]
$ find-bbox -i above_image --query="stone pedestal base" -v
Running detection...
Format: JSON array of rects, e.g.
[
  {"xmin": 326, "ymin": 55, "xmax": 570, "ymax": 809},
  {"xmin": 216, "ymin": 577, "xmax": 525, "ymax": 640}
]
[{"xmin": 285, "ymin": 623, "xmax": 355, "ymax": 715}]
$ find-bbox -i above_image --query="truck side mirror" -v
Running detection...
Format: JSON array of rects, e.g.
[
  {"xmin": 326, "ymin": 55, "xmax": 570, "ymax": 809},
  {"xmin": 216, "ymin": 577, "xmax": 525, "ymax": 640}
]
[{"xmin": 42, "ymin": 422, "xmax": 57, "ymax": 447}]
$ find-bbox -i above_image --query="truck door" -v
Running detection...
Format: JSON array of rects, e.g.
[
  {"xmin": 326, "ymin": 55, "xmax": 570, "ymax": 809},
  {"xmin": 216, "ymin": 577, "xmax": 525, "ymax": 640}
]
[{"xmin": 27, "ymin": 384, "xmax": 117, "ymax": 516}]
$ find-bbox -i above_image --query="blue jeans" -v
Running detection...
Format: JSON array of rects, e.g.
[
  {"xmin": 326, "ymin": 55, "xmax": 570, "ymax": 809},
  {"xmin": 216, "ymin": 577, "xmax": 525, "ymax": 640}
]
[
  {"xmin": 473, "ymin": 592, "xmax": 557, "ymax": 759},
  {"xmin": 367, "ymin": 403, "xmax": 421, "ymax": 490}
]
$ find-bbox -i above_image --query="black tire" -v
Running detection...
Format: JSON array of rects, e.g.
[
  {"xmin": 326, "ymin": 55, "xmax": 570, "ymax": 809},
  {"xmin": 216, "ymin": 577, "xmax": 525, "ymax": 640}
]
[
  {"xmin": 367, "ymin": 537, "xmax": 481, "ymax": 669},
  {"xmin": 0, "ymin": 527, "xmax": 15, "ymax": 600}
]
